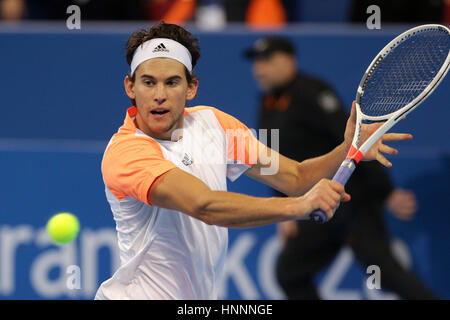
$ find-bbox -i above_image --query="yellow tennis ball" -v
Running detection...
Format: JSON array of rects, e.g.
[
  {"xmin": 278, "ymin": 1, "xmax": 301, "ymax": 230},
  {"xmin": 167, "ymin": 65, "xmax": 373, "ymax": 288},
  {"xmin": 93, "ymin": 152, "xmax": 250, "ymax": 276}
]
[{"xmin": 46, "ymin": 212, "xmax": 80, "ymax": 244}]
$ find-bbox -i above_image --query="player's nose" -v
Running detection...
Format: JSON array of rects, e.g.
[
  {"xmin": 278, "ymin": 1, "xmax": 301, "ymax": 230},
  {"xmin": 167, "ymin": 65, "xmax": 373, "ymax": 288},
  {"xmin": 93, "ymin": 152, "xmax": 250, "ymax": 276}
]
[{"xmin": 153, "ymin": 83, "xmax": 167, "ymax": 104}]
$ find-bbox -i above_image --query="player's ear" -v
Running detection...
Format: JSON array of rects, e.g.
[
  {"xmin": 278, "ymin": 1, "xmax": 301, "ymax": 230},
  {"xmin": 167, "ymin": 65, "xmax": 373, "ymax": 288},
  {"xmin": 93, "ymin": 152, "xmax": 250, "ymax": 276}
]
[
  {"xmin": 124, "ymin": 75, "xmax": 136, "ymax": 100},
  {"xmin": 186, "ymin": 78, "xmax": 199, "ymax": 101}
]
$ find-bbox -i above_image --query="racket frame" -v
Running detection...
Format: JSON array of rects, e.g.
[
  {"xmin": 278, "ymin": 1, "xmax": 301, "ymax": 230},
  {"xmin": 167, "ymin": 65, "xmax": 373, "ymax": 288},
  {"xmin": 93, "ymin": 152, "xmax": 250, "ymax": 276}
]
[
  {"xmin": 310, "ymin": 24, "xmax": 450, "ymax": 223},
  {"xmin": 352, "ymin": 24, "xmax": 450, "ymax": 160}
]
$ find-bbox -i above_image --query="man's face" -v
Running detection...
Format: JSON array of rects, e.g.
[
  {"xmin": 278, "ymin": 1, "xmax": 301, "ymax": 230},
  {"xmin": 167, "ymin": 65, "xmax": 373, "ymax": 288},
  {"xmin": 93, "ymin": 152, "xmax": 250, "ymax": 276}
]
[
  {"xmin": 125, "ymin": 58, "xmax": 198, "ymax": 140},
  {"xmin": 252, "ymin": 52, "xmax": 297, "ymax": 92}
]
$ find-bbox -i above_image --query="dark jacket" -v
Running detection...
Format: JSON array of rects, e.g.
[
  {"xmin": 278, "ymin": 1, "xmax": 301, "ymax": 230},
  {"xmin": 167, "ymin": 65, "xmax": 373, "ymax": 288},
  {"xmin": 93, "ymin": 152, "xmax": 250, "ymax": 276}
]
[{"xmin": 258, "ymin": 72, "xmax": 394, "ymax": 208}]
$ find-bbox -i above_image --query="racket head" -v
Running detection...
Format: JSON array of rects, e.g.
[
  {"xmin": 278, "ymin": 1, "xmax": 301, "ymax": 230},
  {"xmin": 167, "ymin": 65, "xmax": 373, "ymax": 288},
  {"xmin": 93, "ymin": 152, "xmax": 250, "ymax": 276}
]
[
  {"xmin": 312, "ymin": 25, "xmax": 450, "ymax": 223},
  {"xmin": 355, "ymin": 24, "xmax": 450, "ymax": 122}
]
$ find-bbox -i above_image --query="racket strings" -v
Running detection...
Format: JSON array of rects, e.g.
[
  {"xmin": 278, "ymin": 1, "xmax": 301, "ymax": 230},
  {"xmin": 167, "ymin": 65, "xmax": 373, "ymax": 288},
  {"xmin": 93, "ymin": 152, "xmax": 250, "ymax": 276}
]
[{"xmin": 360, "ymin": 28, "xmax": 450, "ymax": 117}]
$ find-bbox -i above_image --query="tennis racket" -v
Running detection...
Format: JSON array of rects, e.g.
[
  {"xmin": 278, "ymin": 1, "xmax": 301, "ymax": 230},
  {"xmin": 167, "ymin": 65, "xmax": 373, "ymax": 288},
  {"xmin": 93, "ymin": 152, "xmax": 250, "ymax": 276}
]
[{"xmin": 310, "ymin": 24, "xmax": 450, "ymax": 223}]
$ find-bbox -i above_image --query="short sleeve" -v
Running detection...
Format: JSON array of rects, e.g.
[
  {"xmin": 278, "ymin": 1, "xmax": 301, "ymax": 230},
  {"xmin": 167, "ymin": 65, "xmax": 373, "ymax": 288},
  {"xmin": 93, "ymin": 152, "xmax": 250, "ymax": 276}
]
[
  {"xmin": 210, "ymin": 108, "xmax": 264, "ymax": 182},
  {"xmin": 102, "ymin": 137, "xmax": 177, "ymax": 205}
]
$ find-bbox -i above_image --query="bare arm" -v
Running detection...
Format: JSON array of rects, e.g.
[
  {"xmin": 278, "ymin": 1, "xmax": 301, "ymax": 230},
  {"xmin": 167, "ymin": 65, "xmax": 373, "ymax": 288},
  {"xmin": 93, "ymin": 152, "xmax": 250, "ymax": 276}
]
[
  {"xmin": 149, "ymin": 167, "xmax": 347, "ymax": 228},
  {"xmin": 245, "ymin": 142, "xmax": 348, "ymax": 197},
  {"xmin": 150, "ymin": 102, "xmax": 411, "ymax": 227},
  {"xmin": 246, "ymin": 102, "xmax": 412, "ymax": 198}
]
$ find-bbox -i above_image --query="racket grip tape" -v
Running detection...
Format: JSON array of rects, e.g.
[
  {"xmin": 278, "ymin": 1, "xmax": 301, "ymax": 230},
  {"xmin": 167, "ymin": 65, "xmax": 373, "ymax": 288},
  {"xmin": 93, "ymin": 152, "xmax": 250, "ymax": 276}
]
[{"xmin": 309, "ymin": 159, "xmax": 356, "ymax": 223}]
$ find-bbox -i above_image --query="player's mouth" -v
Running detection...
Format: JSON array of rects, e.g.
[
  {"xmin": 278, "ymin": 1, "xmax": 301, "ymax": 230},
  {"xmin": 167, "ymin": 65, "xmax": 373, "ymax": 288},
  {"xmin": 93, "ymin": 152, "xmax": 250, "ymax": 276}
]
[{"xmin": 150, "ymin": 108, "xmax": 170, "ymax": 119}]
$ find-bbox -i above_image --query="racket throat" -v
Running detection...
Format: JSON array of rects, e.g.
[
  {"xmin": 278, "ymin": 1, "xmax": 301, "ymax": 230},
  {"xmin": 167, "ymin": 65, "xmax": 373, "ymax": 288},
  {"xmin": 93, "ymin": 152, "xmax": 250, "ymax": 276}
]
[{"xmin": 347, "ymin": 145, "xmax": 364, "ymax": 163}]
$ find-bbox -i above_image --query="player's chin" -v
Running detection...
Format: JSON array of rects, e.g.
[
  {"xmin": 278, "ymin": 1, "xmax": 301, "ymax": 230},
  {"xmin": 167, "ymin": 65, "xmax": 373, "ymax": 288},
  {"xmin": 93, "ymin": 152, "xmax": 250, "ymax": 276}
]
[{"xmin": 148, "ymin": 122, "xmax": 171, "ymax": 134}]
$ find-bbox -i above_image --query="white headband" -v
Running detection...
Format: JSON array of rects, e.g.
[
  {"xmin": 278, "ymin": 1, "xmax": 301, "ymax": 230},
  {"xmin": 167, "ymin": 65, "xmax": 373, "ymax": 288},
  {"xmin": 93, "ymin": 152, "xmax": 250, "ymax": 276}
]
[{"xmin": 130, "ymin": 38, "xmax": 193, "ymax": 76}]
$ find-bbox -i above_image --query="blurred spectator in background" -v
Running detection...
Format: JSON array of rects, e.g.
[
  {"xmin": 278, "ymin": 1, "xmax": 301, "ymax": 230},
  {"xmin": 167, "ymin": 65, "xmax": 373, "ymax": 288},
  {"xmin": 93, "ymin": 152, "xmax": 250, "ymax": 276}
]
[
  {"xmin": 223, "ymin": 0, "xmax": 286, "ymax": 28},
  {"xmin": 0, "ymin": 0, "xmax": 286, "ymax": 30},
  {"xmin": 282, "ymin": 0, "xmax": 351, "ymax": 23},
  {"xmin": 0, "ymin": 0, "xmax": 25, "ymax": 20},
  {"xmin": 0, "ymin": 0, "xmax": 226, "ymax": 29},
  {"xmin": 224, "ymin": 0, "xmax": 248, "ymax": 22},
  {"xmin": 226, "ymin": 0, "xmax": 449, "ymax": 24},
  {"xmin": 245, "ymin": 0, "xmax": 286, "ymax": 29},
  {"xmin": 446, "ymin": 0, "xmax": 450, "ymax": 22},
  {"xmin": 147, "ymin": 0, "xmax": 195, "ymax": 25},
  {"xmin": 245, "ymin": 36, "xmax": 438, "ymax": 300},
  {"xmin": 196, "ymin": 0, "xmax": 226, "ymax": 30},
  {"xmin": 1, "ymin": 0, "xmax": 199, "ymax": 22},
  {"xmin": 2, "ymin": 0, "xmax": 449, "ymax": 25},
  {"xmin": 351, "ymin": 0, "xmax": 446, "ymax": 23},
  {"xmin": 25, "ymin": 0, "xmax": 145, "ymax": 20}
]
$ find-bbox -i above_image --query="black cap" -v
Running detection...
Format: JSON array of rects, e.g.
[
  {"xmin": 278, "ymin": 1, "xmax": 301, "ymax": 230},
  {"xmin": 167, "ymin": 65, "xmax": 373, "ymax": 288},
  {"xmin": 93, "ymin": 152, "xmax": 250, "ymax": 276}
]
[{"xmin": 244, "ymin": 37, "xmax": 296, "ymax": 59}]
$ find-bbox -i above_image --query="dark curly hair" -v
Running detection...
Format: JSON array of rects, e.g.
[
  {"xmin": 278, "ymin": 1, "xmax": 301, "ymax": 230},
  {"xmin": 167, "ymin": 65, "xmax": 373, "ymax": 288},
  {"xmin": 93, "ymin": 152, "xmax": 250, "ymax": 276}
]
[{"xmin": 125, "ymin": 22, "xmax": 200, "ymax": 84}]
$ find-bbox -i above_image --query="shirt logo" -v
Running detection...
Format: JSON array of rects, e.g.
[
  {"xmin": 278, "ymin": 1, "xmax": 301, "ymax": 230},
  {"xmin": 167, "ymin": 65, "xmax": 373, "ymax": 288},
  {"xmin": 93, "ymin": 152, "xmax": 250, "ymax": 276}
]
[
  {"xmin": 182, "ymin": 153, "xmax": 193, "ymax": 166},
  {"xmin": 152, "ymin": 43, "xmax": 169, "ymax": 53}
]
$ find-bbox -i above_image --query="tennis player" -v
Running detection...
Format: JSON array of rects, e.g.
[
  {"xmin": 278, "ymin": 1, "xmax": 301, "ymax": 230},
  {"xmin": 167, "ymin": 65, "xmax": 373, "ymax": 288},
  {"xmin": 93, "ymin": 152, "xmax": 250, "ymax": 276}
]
[{"xmin": 94, "ymin": 22, "xmax": 411, "ymax": 300}]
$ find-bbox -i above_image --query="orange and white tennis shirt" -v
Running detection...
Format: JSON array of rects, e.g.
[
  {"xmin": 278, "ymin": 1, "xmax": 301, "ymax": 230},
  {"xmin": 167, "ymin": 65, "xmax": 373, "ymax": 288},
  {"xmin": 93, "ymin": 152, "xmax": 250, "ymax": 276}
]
[{"xmin": 95, "ymin": 105, "xmax": 261, "ymax": 300}]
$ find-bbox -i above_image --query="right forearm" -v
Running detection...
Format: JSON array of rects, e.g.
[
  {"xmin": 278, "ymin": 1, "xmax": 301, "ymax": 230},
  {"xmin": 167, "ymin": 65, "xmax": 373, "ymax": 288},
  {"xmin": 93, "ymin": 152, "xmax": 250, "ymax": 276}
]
[
  {"xmin": 151, "ymin": 168, "xmax": 345, "ymax": 227},
  {"xmin": 196, "ymin": 190, "xmax": 304, "ymax": 228}
]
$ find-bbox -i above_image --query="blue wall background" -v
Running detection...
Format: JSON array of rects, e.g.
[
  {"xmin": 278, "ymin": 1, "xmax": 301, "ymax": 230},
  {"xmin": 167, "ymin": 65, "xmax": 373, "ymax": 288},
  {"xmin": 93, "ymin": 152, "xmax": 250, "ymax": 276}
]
[{"xmin": 0, "ymin": 22, "xmax": 449, "ymax": 299}]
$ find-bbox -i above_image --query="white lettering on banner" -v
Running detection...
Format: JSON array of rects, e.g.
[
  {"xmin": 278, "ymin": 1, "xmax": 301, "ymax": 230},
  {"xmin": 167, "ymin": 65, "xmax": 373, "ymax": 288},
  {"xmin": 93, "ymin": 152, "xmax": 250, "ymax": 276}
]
[
  {"xmin": 0, "ymin": 225, "xmax": 33, "ymax": 295},
  {"xmin": 0, "ymin": 225, "xmax": 120, "ymax": 298},
  {"xmin": 257, "ymin": 235, "xmax": 285, "ymax": 299},
  {"xmin": 363, "ymin": 239, "xmax": 410, "ymax": 300},
  {"xmin": 319, "ymin": 247, "xmax": 362, "ymax": 300},
  {"xmin": 0, "ymin": 224, "xmax": 415, "ymax": 300},
  {"xmin": 319, "ymin": 239, "xmax": 411, "ymax": 300},
  {"xmin": 218, "ymin": 232, "xmax": 260, "ymax": 299},
  {"xmin": 81, "ymin": 229, "xmax": 120, "ymax": 296},
  {"xmin": 30, "ymin": 229, "xmax": 77, "ymax": 298},
  {"xmin": 390, "ymin": 238, "xmax": 412, "ymax": 269}
]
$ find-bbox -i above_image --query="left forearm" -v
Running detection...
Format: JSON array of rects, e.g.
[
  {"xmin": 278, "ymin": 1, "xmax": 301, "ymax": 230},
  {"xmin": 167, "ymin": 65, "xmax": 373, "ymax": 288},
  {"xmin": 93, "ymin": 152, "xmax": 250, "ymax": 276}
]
[
  {"xmin": 246, "ymin": 141, "xmax": 350, "ymax": 198},
  {"xmin": 256, "ymin": 101, "xmax": 409, "ymax": 198},
  {"xmin": 291, "ymin": 142, "xmax": 349, "ymax": 196}
]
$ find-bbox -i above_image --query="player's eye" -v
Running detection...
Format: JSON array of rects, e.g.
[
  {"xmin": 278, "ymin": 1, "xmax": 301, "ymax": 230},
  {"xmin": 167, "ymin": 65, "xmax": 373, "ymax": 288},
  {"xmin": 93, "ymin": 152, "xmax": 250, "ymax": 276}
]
[
  {"xmin": 166, "ymin": 80, "xmax": 179, "ymax": 86},
  {"xmin": 143, "ymin": 79, "xmax": 155, "ymax": 86}
]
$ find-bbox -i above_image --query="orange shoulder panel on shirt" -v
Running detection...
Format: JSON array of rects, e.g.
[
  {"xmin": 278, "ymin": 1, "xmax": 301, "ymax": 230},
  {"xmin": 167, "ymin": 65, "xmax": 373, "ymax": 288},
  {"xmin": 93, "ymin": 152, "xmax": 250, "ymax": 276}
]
[
  {"xmin": 186, "ymin": 106, "xmax": 263, "ymax": 166},
  {"xmin": 102, "ymin": 134, "xmax": 177, "ymax": 206}
]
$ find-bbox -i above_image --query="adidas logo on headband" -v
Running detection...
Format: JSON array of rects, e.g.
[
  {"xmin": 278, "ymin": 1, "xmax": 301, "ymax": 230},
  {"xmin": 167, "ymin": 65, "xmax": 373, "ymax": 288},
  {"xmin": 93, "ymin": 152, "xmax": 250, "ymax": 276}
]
[
  {"xmin": 131, "ymin": 38, "xmax": 193, "ymax": 75},
  {"xmin": 153, "ymin": 43, "xmax": 169, "ymax": 53}
]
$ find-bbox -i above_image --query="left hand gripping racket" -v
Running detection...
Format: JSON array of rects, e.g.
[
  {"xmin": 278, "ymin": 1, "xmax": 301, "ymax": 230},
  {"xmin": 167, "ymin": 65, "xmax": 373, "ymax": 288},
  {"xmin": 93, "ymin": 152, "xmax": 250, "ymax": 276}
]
[{"xmin": 310, "ymin": 24, "xmax": 450, "ymax": 223}]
